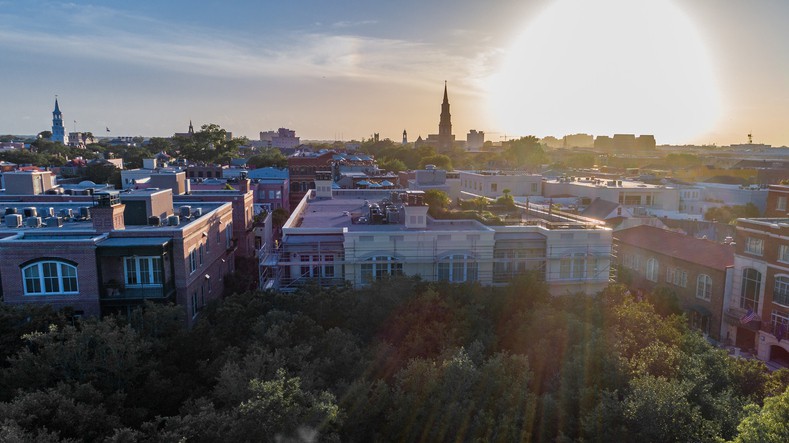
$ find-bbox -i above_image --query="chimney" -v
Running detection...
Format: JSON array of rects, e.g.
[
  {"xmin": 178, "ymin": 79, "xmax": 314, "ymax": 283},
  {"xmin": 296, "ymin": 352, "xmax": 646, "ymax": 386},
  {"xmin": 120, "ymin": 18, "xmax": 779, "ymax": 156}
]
[
  {"xmin": 92, "ymin": 193, "xmax": 125, "ymax": 233},
  {"xmin": 239, "ymin": 177, "xmax": 251, "ymax": 194}
]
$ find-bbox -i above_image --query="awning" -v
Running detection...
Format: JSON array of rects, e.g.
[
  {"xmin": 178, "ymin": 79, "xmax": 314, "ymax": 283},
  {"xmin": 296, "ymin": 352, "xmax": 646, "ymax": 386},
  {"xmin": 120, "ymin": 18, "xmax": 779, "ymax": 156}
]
[{"xmin": 97, "ymin": 237, "xmax": 172, "ymax": 256}]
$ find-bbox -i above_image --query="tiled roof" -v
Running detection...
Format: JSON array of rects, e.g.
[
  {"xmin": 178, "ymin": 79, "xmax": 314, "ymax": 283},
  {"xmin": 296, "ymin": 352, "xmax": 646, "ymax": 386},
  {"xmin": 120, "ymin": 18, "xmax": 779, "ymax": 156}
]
[{"xmin": 614, "ymin": 225, "xmax": 734, "ymax": 270}]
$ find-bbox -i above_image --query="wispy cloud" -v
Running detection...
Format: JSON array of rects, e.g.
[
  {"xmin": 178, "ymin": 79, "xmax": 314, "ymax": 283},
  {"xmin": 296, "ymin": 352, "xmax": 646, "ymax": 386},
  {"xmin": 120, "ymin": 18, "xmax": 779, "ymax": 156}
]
[
  {"xmin": 0, "ymin": 4, "xmax": 485, "ymax": 91},
  {"xmin": 331, "ymin": 19, "xmax": 378, "ymax": 28}
]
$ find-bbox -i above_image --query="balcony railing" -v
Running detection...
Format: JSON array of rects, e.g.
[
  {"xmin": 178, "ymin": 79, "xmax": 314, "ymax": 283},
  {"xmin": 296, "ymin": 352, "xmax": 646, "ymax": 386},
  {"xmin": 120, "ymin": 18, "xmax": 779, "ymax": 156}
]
[{"xmin": 101, "ymin": 279, "xmax": 175, "ymax": 301}]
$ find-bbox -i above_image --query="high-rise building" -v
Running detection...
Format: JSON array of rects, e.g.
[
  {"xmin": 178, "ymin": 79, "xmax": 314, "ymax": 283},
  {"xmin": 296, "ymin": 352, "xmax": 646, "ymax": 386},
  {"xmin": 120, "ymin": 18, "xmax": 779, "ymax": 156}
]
[{"xmin": 50, "ymin": 98, "xmax": 69, "ymax": 145}]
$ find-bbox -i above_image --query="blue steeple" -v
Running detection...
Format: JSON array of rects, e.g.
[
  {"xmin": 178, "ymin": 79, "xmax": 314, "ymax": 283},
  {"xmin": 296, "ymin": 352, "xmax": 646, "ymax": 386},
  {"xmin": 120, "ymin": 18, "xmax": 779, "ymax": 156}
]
[
  {"xmin": 53, "ymin": 98, "xmax": 61, "ymax": 116},
  {"xmin": 51, "ymin": 97, "xmax": 67, "ymax": 144}
]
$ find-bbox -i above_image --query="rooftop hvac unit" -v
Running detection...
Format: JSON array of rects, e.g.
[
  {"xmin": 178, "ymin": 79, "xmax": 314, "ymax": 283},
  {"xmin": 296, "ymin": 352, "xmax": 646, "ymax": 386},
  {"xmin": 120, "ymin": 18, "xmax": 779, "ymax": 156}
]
[
  {"xmin": 45, "ymin": 217, "xmax": 63, "ymax": 228},
  {"xmin": 26, "ymin": 216, "xmax": 42, "ymax": 228},
  {"xmin": 168, "ymin": 215, "xmax": 180, "ymax": 226},
  {"xmin": 79, "ymin": 207, "xmax": 90, "ymax": 219},
  {"xmin": 23, "ymin": 207, "xmax": 37, "ymax": 218},
  {"xmin": 179, "ymin": 206, "xmax": 192, "ymax": 218},
  {"xmin": 60, "ymin": 208, "xmax": 73, "ymax": 219},
  {"xmin": 193, "ymin": 207, "xmax": 202, "ymax": 217},
  {"xmin": 45, "ymin": 207, "xmax": 55, "ymax": 218},
  {"xmin": 5, "ymin": 207, "xmax": 17, "ymax": 215},
  {"xmin": 148, "ymin": 216, "xmax": 161, "ymax": 226},
  {"xmin": 5, "ymin": 214, "xmax": 22, "ymax": 228}
]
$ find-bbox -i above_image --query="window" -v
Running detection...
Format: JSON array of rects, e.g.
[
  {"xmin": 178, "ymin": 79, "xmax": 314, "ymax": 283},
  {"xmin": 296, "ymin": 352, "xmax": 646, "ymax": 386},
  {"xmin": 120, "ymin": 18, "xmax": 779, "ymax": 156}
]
[
  {"xmin": 124, "ymin": 257, "xmax": 163, "ymax": 286},
  {"xmin": 696, "ymin": 274, "xmax": 712, "ymax": 301},
  {"xmin": 491, "ymin": 183, "xmax": 498, "ymax": 192},
  {"xmin": 437, "ymin": 254, "xmax": 478, "ymax": 283},
  {"xmin": 779, "ymin": 245, "xmax": 789, "ymax": 263},
  {"xmin": 22, "ymin": 260, "xmax": 79, "ymax": 295},
  {"xmin": 666, "ymin": 267, "xmax": 687, "ymax": 287},
  {"xmin": 774, "ymin": 276, "xmax": 789, "ymax": 306},
  {"xmin": 189, "ymin": 249, "xmax": 197, "ymax": 273},
  {"xmin": 745, "ymin": 237, "xmax": 764, "ymax": 256},
  {"xmin": 269, "ymin": 190, "xmax": 276, "ymax": 199},
  {"xmin": 646, "ymin": 258, "xmax": 659, "ymax": 282},
  {"xmin": 624, "ymin": 253, "xmax": 642, "ymax": 271},
  {"xmin": 777, "ymin": 196, "xmax": 787, "ymax": 211},
  {"xmin": 559, "ymin": 253, "xmax": 587, "ymax": 280},
  {"xmin": 225, "ymin": 222, "xmax": 233, "ymax": 249},
  {"xmin": 740, "ymin": 268, "xmax": 762, "ymax": 312},
  {"xmin": 192, "ymin": 291, "xmax": 198, "ymax": 318},
  {"xmin": 770, "ymin": 310, "xmax": 789, "ymax": 338},
  {"xmin": 360, "ymin": 256, "xmax": 402, "ymax": 283},
  {"xmin": 199, "ymin": 243, "xmax": 204, "ymax": 265}
]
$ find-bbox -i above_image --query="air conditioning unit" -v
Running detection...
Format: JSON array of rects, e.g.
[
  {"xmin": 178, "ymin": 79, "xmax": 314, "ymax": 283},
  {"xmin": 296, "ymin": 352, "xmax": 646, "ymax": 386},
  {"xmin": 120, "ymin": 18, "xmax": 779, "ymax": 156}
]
[
  {"xmin": 148, "ymin": 216, "xmax": 161, "ymax": 226},
  {"xmin": 4, "ymin": 207, "xmax": 17, "ymax": 215},
  {"xmin": 179, "ymin": 206, "xmax": 192, "ymax": 218},
  {"xmin": 79, "ymin": 207, "xmax": 91, "ymax": 219},
  {"xmin": 168, "ymin": 215, "xmax": 180, "ymax": 226},
  {"xmin": 45, "ymin": 216, "xmax": 63, "ymax": 228},
  {"xmin": 23, "ymin": 207, "xmax": 37, "ymax": 218},
  {"xmin": 6, "ymin": 214, "xmax": 22, "ymax": 228},
  {"xmin": 60, "ymin": 208, "xmax": 73, "ymax": 219},
  {"xmin": 193, "ymin": 207, "xmax": 202, "ymax": 217},
  {"xmin": 26, "ymin": 216, "xmax": 42, "ymax": 228}
]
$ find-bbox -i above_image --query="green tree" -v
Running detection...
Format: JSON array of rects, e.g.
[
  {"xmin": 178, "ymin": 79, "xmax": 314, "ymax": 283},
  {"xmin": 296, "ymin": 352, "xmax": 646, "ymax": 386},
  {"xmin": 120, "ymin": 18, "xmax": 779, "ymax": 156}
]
[
  {"xmin": 424, "ymin": 189, "xmax": 450, "ymax": 215},
  {"xmin": 378, "ymin": 157, "xmax": 407, "ymax": 173},
  {"xmin": 506, "ymin": 136, "xmax": 548, "ymax": 170},
  {"xmin": 419, "ymin": 154, "xmax": 452, "ymax": 170},
  {"xmin": 247, "ymin": 149, "xmax": 287, "ymax": 169},
  {"xmin": 730, "ymin": 387, "xmax": 789, "ymax": 443},
  {"xmin": 85, "ymin": 162, "xmax": 118, "ymax": 184},
  {"xmin": 175, "ymin": 124, "xmax": 242, "ymax": 164}
]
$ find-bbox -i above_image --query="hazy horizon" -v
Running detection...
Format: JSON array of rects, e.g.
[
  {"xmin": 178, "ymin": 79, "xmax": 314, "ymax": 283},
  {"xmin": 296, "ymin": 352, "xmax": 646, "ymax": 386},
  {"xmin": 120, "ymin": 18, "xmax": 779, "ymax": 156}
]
[{"xmin": 2, "ymin": 0, "xmax": 789, "ymax": 147}]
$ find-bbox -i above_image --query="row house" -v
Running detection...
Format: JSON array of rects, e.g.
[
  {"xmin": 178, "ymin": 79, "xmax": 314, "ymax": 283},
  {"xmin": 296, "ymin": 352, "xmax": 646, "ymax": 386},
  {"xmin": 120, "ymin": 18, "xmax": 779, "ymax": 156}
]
[{"xmin": 614, "ymin": 225, "xmax": 734, "ymax": 340}]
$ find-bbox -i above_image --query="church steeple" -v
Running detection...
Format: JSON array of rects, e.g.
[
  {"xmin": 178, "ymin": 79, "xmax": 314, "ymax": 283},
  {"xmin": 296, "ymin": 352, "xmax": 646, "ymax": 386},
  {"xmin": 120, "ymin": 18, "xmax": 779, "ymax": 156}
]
[
  {"xmin": 188, "ymin": 120, "xmax": 194, "ymax": 135},
  {"xmin": 51, "ymin": 97, "xmax": 68, "ymax": 145},
  {"xmin": 402, "ymin": 129, "xmax": 407, "ymax": 145},
  {"xmin": 437, "ymin": 81, "xmax": 453, "ymax": 152}
]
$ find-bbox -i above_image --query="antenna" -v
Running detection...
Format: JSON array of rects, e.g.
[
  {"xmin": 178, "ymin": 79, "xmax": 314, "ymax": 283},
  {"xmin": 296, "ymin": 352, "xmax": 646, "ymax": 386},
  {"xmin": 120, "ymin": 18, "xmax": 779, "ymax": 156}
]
[{"xmin": 747, "ymin": 132, "xmax": 753, "ymax": 144}]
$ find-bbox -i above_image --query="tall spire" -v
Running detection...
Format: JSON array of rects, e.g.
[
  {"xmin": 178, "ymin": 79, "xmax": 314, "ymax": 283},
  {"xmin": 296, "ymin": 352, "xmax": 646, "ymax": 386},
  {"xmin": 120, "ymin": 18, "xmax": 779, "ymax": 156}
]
[
  {"xmin": 188, "ymin": 120, "xmax": 194, "ymax": 135},
  {"xmin": 438, "ymin": 81, "xmax": 453, "ymax": 152},
  {"xmin": 53, "ymin": 97, "xmax": 61, "ymax": 115}
]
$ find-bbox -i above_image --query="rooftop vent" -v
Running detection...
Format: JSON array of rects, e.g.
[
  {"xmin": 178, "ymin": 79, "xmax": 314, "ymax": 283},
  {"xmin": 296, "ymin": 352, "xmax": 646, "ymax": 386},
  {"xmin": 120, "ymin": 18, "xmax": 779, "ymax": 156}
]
[
  {"xmin": 179, "ymin": 206, "xmax": 192, "ymax": 218},
  {"xmin": 148, "ymin": 216, "xmax": 161, "ymax": 226},
  {"xmin": 23, "ymin": 207, "xmax": 37, "ymax": 218},
  {"xmin": 5, "ymin": 207, "xmax": 17, "ymax": 215},
  {"xmin": 168, "ymin": 215, "xmax": 180, "ymax": 226}
]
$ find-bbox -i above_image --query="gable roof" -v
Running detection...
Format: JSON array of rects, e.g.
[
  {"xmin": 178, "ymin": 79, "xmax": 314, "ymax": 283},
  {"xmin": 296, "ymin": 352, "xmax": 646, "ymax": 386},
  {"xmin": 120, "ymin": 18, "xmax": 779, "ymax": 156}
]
[{"xmin": 614, "ymin": 225, "xmax": 734, "ymax": 270}]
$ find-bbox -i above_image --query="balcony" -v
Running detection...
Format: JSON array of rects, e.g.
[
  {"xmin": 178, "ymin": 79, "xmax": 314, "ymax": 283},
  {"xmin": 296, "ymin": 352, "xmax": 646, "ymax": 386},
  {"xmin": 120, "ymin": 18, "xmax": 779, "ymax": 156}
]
[
  {"xmin": 101, "ymin": 279, "xmax": 176, "ymax": 301},
  {"xmin": 724, "ymin": 306, "xmax": 762, "ymax": 331}
]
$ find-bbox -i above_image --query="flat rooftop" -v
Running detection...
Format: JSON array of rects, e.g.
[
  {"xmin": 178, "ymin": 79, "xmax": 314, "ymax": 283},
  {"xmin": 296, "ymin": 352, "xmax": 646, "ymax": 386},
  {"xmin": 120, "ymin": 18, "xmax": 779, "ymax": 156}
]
[
  {"xmin": 546, "ymin": 178, "xmax": 670, "ymax": 190},
  {"xmin": 296, "ymin": 197, "xmax": 490, "ymax": 232}
]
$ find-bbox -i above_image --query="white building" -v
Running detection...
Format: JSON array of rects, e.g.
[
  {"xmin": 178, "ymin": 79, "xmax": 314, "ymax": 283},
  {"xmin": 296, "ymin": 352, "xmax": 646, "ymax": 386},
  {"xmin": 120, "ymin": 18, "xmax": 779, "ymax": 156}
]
[
  {"xmin": 459, "ymin": 171, "xmax": 543, "ymax": 199},
  {"xmin": 542, "ymin": 176, "xmax": 680, "ymax": 213},
  {"xmin": 260, "ymin": 186, "xmax": 612, "ymax": 296}
]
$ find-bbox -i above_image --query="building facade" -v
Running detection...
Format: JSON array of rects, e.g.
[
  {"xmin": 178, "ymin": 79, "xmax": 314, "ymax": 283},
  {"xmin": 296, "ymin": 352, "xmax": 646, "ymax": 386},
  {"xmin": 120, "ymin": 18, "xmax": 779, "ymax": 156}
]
[
  {"xmin": 724, "ymin": 217, "xmax": 789, "ymax": 366},
  {"xmin": 614, "ymin": 225, "xmax": 734, "ymax": 340}
]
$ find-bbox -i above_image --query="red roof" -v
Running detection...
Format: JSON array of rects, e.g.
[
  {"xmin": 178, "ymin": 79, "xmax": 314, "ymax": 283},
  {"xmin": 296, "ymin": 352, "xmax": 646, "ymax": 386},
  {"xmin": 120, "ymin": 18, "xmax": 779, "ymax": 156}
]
[{"xmin": 614, "ymin": 225, "xmax": 734, "ymax": 270}]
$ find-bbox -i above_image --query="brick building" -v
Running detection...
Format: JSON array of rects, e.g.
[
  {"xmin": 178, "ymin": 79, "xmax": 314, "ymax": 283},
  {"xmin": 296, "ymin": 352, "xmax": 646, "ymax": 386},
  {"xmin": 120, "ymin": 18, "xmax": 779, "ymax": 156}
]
[
  {"xmin": 614, "ymin": 225, "xmax": 734, "ymax": 340},
  {"xmin": 0, "ymin": 175, "xmax": 255, "ymax": 326},
  {"xmin": 725, "ymin": 217, "xmax": 789, "ymax": 366},
  {"xmin": 287, "ymin": 152, "xmax": 335, "ymax": 209}
]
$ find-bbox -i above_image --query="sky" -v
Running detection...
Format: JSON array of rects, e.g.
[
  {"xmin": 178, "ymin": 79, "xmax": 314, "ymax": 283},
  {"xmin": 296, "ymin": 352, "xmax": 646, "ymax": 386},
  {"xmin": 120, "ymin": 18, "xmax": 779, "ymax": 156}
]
[{"xmin": 1, "ymin": 0, "xmax": 789, "ymax": 146}]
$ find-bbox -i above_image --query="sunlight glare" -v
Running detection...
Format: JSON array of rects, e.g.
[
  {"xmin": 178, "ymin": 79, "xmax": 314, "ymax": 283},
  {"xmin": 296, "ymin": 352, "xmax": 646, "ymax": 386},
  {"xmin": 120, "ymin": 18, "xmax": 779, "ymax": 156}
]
[{"xmin": 486, "ymin": 0, "xmax": 721, "ymax": 144}]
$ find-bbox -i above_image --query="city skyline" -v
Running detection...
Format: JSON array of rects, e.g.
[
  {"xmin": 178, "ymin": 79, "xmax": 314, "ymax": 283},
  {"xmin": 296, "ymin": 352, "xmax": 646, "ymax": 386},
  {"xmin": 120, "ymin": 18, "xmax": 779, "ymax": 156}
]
[{"xmin": 2, "ymin": 0, "xmax": 789, "ymax": 146}]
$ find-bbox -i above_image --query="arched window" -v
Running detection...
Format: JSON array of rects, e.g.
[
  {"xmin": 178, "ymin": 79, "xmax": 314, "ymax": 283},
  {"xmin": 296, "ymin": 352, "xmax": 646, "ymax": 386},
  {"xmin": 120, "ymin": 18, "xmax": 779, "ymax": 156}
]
[
  {"xmin": 361, "ymin": 256, "xmax": 402, "ymax": 283},
  {"xmin": 437, "ymin": 254, "xmax": 478, "ymax": 283},
  {"xmin": 696, "ymin": 274, "xmax": 712, "ymax": 301},
  {"xmin": 646, "ymin": 258, "xmax": 659, "ymax": 282},
  {"xmin": 22, "ymin": 260, "xmax": 79, "ymax": 295},
  {"xmin": 774, "ymin": 275, "xmax": 789, "ymax": 306},
  {"xmin": 740, "ymin": 268, "xmax": 762, "ymax": 311}
]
